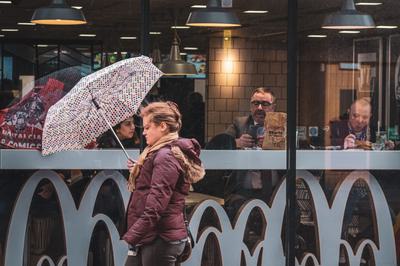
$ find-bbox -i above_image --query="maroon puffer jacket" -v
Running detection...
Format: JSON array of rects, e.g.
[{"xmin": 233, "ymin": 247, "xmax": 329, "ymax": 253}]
[{"xmin": 122, "ymin": 138, "xmax": 201, "ymax": 246}]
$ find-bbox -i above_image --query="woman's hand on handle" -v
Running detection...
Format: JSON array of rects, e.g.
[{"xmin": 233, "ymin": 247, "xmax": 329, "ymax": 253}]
[{"xmin": 127, "ymin": 158, "xmax": 136, "ymax": 173}]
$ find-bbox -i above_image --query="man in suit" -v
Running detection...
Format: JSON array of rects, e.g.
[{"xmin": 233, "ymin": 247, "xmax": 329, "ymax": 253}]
[
  {"xmin": 225, "ymin": 87, "xmax": 276, "ymax": 149},
  {"xmin": 224, "ymin": 87, "xmax": 277, "ymax": 221},
  {"xmin": 331, "ymin": 97, "xmax": 394, "ymax": 150},
  {"xmin": 331, "ymin": 97, "xmax": 372, "ymax": 149}
]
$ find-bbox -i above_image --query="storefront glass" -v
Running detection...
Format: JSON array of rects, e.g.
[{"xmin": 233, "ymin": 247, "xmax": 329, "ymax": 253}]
[{"xmin": 1, "ymin": 1, "xmax": 400, "ymax": 266}]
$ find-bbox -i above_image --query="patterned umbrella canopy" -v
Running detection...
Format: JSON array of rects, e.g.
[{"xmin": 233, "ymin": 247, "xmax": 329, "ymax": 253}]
[{"xmin": 42, "ymin": 56, "xmax": 162, "ymax": 156}]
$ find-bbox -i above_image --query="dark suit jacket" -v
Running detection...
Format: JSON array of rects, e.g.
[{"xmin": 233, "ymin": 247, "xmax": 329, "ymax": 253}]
[
  {"xmin": 225, "ymin": 115, "xmax": 254, "ymax": 139},
  {"xmin": 223, "ymin": 115, "xmax": 272, "ymax": 206},
  {"xmin": 330, "ymin": 119, "xmax": 370, "ymax": 147}
]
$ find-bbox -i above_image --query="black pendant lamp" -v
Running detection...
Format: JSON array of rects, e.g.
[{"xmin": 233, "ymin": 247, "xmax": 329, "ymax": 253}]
[
  {"xmin": 186, "ymin": 0, "xmax": 241, "ymax": 28},
  {"xmin": 31, "ymin": 0, "xmax": 86, "ymax": 25},
  {"xmin": 160, "ymin": 32, "xmax": 197, "ymax": 76},
  {"xmin": 322, "ymin": 0, "xmax": 375, "ymax": 29}
]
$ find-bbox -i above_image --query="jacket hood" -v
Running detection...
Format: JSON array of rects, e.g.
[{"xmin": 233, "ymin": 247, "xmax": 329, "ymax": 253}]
[
  {"xmin": 171, "ymin": 138, "xmax": 202, "ymax": 165},
  {"xmin": 170, "ymin": 138, "xmax": 204, "ymax": 184}
]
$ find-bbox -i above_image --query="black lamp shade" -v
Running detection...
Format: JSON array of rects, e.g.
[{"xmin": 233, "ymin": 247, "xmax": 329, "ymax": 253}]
[
  {"xmin": 31, "ymin": 0, "xmax": 86, "ymax": 25},
  {"xmin": 322, "ymin": 0, "xmax": 375, "ymax": 29},
  {"xmin": 161, "ymin": 60, "xmax": 197, "ymax": 76},
  {"xmin": 160, "ymin": 36, "xmax": 197, "ymax": 76},
  {"xmin": 186, "ymin": 0, "xmax": 241, "ymax": 27}
]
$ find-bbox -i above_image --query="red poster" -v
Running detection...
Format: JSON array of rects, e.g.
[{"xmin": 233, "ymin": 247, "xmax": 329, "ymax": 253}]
[{"xmin": 0, "ymin": 78, "xmax": 65, "ymax": 150}]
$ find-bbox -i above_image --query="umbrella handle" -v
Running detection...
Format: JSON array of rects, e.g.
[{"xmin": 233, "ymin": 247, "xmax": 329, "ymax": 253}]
[
  {"xmin": 104, "ymin": 115, "xmax": 133, "ymax": 161},
  {"xmin": 92, "ymin": 98, "xmax": 135, "ymax": 162}
]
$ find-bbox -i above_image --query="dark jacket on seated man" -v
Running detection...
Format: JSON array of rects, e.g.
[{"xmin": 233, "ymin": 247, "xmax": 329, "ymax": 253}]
[
  {"xmin": 330, "ymin": 119, "xmax": 369, "ymax": 147},
  {"xmin": 330, "ymin": 98, "xmax": 376, "ymax": 149},
  {"xmin": 224, "ymin": 115, "xmax": 273, "ymax": 219},
  {"xmin": 222, "ymin": 87, "xmax": 277, "ymax": 220},
  {"xmin": 225, "ymin": 115, "xmax": 258, "ymax": 139}
]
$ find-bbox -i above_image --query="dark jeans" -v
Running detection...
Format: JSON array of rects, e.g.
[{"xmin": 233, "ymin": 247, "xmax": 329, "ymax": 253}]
[{"xmin": 125, "ymin": 237, "xmax": 185, "ymax": 266}]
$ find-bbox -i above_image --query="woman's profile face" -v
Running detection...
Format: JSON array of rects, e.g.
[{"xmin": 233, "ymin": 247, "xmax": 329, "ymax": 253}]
[
  {"xmin": 142, "ymin": 115, "xmax": 167, "ymax": 145},
  {"xmin": 116, "ymin": 118, "xmax": 135, "ymax": 140}
]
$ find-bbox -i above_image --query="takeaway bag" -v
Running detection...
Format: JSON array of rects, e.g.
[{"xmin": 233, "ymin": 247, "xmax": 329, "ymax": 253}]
[{"xmin": 262, "ymin": 112, "xmax": 287, "ymax": 150}]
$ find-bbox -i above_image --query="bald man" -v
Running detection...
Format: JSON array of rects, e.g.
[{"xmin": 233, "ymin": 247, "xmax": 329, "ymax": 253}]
[
  {"xmin": 343, "ymin": 98, "xmax": 372, "ymax": 149},
  {"xmin": 331, "ymin": 97, "xmax": 394, "ymax": 149},
  {"xmin": 330, "ymin": 98, "xmax": 371, "ymax": 149}
]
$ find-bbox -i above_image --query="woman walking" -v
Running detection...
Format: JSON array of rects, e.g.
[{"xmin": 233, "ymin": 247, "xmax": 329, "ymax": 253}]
[{"xmin": 123, "ymin": 101, "xmax": 204, "ymax": 266}]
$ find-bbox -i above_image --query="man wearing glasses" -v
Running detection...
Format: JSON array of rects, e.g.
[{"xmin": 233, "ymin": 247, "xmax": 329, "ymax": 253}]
[
  {"xmin": 225, "ymin": 87, "xmax": 276, "ymax": 148},
  {"xmin": 223, "ymin": 87, "xmax": 277, "ymax": 221}
]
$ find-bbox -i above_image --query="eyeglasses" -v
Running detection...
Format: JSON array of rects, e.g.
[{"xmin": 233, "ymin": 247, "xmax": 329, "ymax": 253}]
[{"xmin": 251, "ymin": 101, "xmax": 274, "ymax": 107}]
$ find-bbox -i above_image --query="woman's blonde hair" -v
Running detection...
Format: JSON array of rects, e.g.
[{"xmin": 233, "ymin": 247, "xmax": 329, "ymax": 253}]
[{"xmin": 141, "ymin": 101, "xmax": 182, "ymax": 132}]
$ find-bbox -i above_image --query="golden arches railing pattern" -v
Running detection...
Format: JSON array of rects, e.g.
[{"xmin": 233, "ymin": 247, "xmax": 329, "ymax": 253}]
[{"xmin": 4, "ymin": 170, "xmax": 397, "ymax": 266}]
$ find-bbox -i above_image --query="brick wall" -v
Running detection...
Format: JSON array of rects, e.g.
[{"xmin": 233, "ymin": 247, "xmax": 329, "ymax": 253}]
[{"xmin": 206, "ymin": 37, "xmax": 288, "ymax": 141}]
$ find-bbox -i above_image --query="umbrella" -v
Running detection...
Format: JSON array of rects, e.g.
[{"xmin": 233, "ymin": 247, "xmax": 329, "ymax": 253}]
[
  {"xmin": 0, "ymin": 66, "xmax": 85, "ymax": 150},
  {"xmin": 42, "ymin": 56, "xmax": 163, "ymax": 158}
]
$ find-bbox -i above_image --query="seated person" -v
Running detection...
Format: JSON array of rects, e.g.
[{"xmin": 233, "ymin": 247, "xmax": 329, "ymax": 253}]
[
  {"xmin": 97, "ymin": 117, "xmax": 139, "ymax": 149},
  {"xmin": 330, "ymin": 97, "xmax": 394, "ymax": 150},
  {"xmin": 225, "ymin": 87, "xmax": 276, "ymax": 149},
  {"xmin": 330, "ymin": 98, "xmax": 395, "ymax": 253},
  {"xmin": 224, "ymin": 87, "xmax": 277, "ymax": 220}
]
